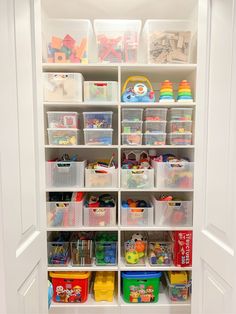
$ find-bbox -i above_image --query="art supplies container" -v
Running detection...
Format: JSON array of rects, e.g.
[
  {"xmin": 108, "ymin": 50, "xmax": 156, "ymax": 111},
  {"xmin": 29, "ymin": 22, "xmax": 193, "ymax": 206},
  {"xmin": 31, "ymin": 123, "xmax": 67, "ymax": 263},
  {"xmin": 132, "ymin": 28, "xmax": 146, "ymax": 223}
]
[
  {"xmin": 94, "ymin": 272, "xmax": 115, "ymax": 302},
  {"xmin": 121, "ymin": 121, "xmax": 143, "ymax": 133},
  {"xmin": 46, "ymin": 160, "xmax": 86, "ymax": 188},
  {"xmin": 83, "ymin": 111, "xmax": 113, "ymax": 129},
  {"xmin": 43, "ymin": 73, "xmax": 83, "ymax": 102},
  {"xmin": 144, "ymin": 133, "xmax": 166, "ymax": 145},
  {"xmin": 47, "ymin": 112, "xmax": 79, "ymax": 128},
  {"xmin": 121, "ymin": 133, "xmax": 143, "ymax": 145},
  {"xmin": 144, "ymin": 108, "xmax": 168, "ymax": 121},
  {"xmin": 122, "ymin": 108, "xmax": 143, "ymax": 121},
  {"xmin": 124, "ymin": 232, "xmax": 148, "ymax": 266},
  {"xmin": 50, "ymin": 271, "xmax": 90, "ymax": 303},
  {"xmin": 48, "ymin": 242, "xmax": 70, "ymax": 266},
  {"xmin": 144, "ymin": 121, "xmax": 167, "ymax": 133},
  {"xmin": 70, "ymin": 240, "xmax": 93, "ymax": 266},
  {"xmin": 84, "ymin": 81, "xmax": 118, "ymax": 102},
  {"xmin": 168, "ymin": 108, "xmax": 193, "ymax": 121},
  {"xmin": 83, "ymin": 203, "xmax": 116, "ymax": 227},
  {"xmin": 122, "ymin": 271, "xmax": 162, "ymax": 303},
  {"xmin": 94, "ymin": 19, "xmax": 142, "ymax": 63},
  {"xmin": 143, "ymin": 20, "xmax": 194, "ymax": 64},
  {"xmin": 84, "ymin": 129, "xmax": 113, "ymax": 145},
  {"xmin": 85, "ymin": 167, "xmax": 118, "ymax": 188},
  {"xmin": 95, "ymin": 232, "xmax": 118, "ymax": 266},
  {"xmin": 121, "ymin": 168, "xmax": 154, "ymax": 189},
  {"xmin": 121, "ymin": 198, "xmax": 154, "ymax": 226},
  {"xmin": 152, "ymin": 160, "xmax": 194, "ymax": 189},
  {"xmin": 167, "ymin": 133, "xmax": 193, "ymax": 145},
  {"xmin": 43, "ymin": 19, "xmax": 93, "ymax": 63},
  {"xmin": 164, "ymin": 272, "xmax": 191, "ymax": 302},
  {"xmin": 168, "ymin": 121, "xmax": 192, "ymax": 133},
  {"xmin": 47, "ymin": 129, "xmax": 79, "ymax": 145}
]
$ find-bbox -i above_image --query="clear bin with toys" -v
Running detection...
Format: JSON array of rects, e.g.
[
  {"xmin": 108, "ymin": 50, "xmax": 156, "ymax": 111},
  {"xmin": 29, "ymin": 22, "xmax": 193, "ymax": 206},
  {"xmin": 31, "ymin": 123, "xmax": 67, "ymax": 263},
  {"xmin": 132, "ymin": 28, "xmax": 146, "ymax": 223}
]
[
  {"xmin": 47, "ymin": 232, "xmax": 71, "ymax": 266},
  {"xmin": 168, "ymin": 108, "xmax": 193, "ymax": 121},
  {"xmin": 47, "ymin": 192, "xmax": 84, "ymax": 228},
  {"xmin": 144, "ymin": 108, "xmax": 168, "ymax": 121},
  {"xmin": 95, "ymin": 232, "xmax": 118, "ymax": 266},
  {"xmin": 144, "ymin": 133, "xmax": 166, "ymax": 146},
  {"xmin": 164, "ymin": 271, "xmax": 191, "ymax": 302},
  {"xmin": 121, "ymin": 168, "xmax": 154, "ymax": 189},
  {"xmin": 85, "ymin": 167, "xmax": 118, "ymax": 188},
  {"xmin": 47, "ymin": 111, "xmax": 79, "ymax": 128},
  {"xmin": 43, "ymin": 19, "xmax": 93, "ymax": 63},
  {"xmin": 153, "ymin": 196, "xmax": 193, "ymax": 227},
  {"xmin": 83, "ymin": 194, "xmax": 116, "ymax": 227},
  {"xmin": 47, "ymin": 129, "xmax": 79, "ymax": 146},
  {"xmin": 50, "ymin": 271, "xmax": 90, "ymax": 303},
  {"xmin": 122, "ymin": 108, "xmax": 143, "ymax": 121},
  {"xmin": 144, "ymin": 121, "xmax": 167, "ymax": 133},
  {"xmin": 84, "ymin": 129, "xmax": 113, "ymax": 145},
  {"xmin": 83, "ymin": 111, "xmax": 113, "ymax": 129},
  {"xmin": 148, "ymin": 232, "xmax": 173, "ymax": 266},
  {"xmin": 70, "ymin": 233, "xmax": 93, "ymax": 267},
  {"xmin": 143, "ymin": 20, "xmax": 194, "ymax": 64},
  {"xmin": 167, "ymin": 133, "xmax": 192, "ymax": 146},
  {"xmin": 121, "ymin": 198, "xmax": 154, "ymax": 226},
  {"xmin": 122, "ymin": 121, "xmax": 143, "ymax": 133},
  {"xmin": 167, "ymin": 121, "xmax": 192, "ymax": 133},
  {"xmin": 94, "ymin": 19, "xmax": 141, "ymax": 63},
  {"xmin": 124, "ymin": 232, "xmax": 148, "ymax": 266},
  {"xmin": 84, "ymin": 81, "xmax": 118, "ymax": 102},
  {"xmin": 44, "ymin": 73, "xmax": 83, "ymax": 102},
  {"xmin": 94, "ymin": 272, "xmax": 115, "ymax": 302},
  {"xmin": 122, "ymin": 133, "xmax": 143, "ymax": 146}
]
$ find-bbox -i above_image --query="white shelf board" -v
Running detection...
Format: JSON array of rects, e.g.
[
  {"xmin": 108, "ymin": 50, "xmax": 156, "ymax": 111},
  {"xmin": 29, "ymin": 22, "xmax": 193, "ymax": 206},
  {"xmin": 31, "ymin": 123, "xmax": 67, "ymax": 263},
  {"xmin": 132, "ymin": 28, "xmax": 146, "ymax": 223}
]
[
  {"xmin": 48, "ymin": 263, "xmax": 118, "ymax": 272},
  {"xmin": 121, "ymin": 145, "xmax": 195, "ymax": 149},
  {"xmin": 120, "ymin": 102, "xmax": 196, "ymax": 108},
  {"xmin": 44, "ymin": 101, "xmax": 118, "ymax": 108},
  {"xmin": 45, "ymin": 145, "xmax": 119, "ymax": 149},
  {"xmin": 46, "ymin": 187, "xmax": 119, "ymax": 192},
  {"xmin": 47, "ymin": 226, "xmax": 119, "ymax": 231},
  {"xmin": 120, "ymin": 188, "xmax": 194, "ymax": 192},
  {"xmin": 50, "ymin": 295, "xmax": 119, "ymax": 308},
  {"xmin": 119, "ymin": 226, "xmax": 193, "ymax": 231},
  {"xmin": 43, "ymin": 63, "xmax": 119, "ymax": 73}
]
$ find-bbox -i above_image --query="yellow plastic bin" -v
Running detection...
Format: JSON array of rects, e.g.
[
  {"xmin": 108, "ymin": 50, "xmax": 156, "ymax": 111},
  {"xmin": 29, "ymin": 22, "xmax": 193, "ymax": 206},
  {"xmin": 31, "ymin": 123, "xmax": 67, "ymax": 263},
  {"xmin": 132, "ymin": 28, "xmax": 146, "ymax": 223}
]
[{"xmin": 94, "ymin": 271, "xmax": 115, "ymax": 302}]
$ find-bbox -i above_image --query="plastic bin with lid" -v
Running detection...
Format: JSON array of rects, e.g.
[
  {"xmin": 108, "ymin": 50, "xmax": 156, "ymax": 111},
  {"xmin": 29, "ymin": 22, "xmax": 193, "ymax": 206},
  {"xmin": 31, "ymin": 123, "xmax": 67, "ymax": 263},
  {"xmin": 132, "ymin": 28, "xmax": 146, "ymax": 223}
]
[
  {"xmin": 84, "ymin": 129, "xmax": 113, "ymax": 145},
  {"xmin": 167, "ymin": 133, "xmax": 192, "ymax": 145},
  {"xmin": 122, "ymin": 271, "xmax": 162, "ymax": 303},
  {"xmin": 164, "ymin": 272, "xmax": 191, "ymax": 302},
  {"xmin": 43, "ymin": 19, "xmax": 93, "ymax": 63},
  {"xmin": 94, "ymin": 19, "xmax": 142, "ymax": 63},
  {"xmin": 121, "ymin": 121, "xmax": 143, "ymax": 133},
  {"xmin": 143, "ymin": 20, "xmax": 194, "ymax": 64},
  {"xmin": 83, "ymin": 111, "xmax": 113, "ymax": 129},
  {"xmin": 84, "ymin": 81, "xmax": 118, "ymax": 102},
  {"xmin": 144, "ymin": 121, "xmax": 167, "ymax": 133},
  {"xmin": 144, "ymin": 133, "xmax": 166, "ymax": 146},
  {"xmin": 168, "ymin": 121, "xmax": 192, "ymax": 133},
  {"xmin": 122, "ymin": 133, "xmax": 143, "ymax": 146},
  {"xmin": 122, "ymin": 108, "xmax": 143, "ymax": 121},
  {"xmin": 50, "ymin": 271, "xmax": 91, "ymax": 303},
  {"xmin": 85, "ymin": 167, "xmax": 118, "ymax": 188},
  {"xmin": 144, "ymin": 108, "xmax": 168, "ymax": 121},
  {"xmin": 47, "ymin": 129, "xmax": 79, "ymax": 146},
  {"xmin": 168, "ymin": 108, "xmax": 193, "ymax": 121},
  {"xmin": 47, "ymin": 111, "xmax": 79, "ymax": 128},
  {"xmin": 44, "ymin": 72, "xmax": 83, "ymax": 102},
  {"xmin": 121, "ymin": 168, "xmax": 154, "ymax": 189},
  {"xmin": 94, "ymin": 272, "xmax": 115, "ymax": 302}
]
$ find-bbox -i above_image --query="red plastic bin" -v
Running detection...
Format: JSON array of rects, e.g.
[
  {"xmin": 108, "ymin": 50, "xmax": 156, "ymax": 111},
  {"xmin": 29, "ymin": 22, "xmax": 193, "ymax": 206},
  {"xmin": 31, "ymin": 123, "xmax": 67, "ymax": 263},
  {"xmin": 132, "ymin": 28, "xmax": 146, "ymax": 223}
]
[{"xmin": 50, "ymin": 271, "xmax": 90, "ymax": 303}]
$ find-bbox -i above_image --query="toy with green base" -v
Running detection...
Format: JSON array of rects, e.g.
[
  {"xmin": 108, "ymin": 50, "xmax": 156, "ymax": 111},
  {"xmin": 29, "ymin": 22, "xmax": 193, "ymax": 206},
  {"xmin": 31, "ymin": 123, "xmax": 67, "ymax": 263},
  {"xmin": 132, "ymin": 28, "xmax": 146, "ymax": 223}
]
[{"xmin": 122, "ymin": 271, "xmax": 162, "ymax": 303}]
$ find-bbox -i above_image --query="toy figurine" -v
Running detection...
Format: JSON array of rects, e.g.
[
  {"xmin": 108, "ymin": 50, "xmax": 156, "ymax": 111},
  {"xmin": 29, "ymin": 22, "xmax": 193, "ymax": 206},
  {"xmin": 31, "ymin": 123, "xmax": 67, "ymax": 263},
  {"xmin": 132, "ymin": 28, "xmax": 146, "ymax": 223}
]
[{"xmin": 121, "ymin": 76, "xmax": 155, "ymax": 102}]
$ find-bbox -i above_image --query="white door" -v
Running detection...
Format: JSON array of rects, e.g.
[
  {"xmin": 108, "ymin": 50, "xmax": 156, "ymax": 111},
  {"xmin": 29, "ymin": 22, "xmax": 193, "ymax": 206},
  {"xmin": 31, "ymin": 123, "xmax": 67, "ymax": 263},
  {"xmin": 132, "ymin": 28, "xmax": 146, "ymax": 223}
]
[
  {"xmin": 192, "ymin": 0, "xmax": 236, "ymax": 314},
  {"xmin": 0, "ymin": 0, "xmax": 48, "ymax": 313}
]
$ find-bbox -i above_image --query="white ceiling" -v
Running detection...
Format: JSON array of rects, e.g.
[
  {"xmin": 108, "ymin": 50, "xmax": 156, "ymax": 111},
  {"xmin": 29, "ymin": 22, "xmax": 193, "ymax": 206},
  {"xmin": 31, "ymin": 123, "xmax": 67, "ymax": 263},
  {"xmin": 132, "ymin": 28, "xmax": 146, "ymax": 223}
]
[{"xmin": 42, "ymin": 0, "xmax": 198, "ymax": 21}]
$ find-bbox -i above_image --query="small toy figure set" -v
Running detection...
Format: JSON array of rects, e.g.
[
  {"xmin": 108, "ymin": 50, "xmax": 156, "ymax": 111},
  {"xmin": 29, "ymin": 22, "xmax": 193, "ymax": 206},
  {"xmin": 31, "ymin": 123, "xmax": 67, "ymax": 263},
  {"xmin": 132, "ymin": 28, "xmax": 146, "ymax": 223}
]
[
  {"xmin": 47, "ymin": 34, "xmax": 88, "ymax": 63},
  {"xmin": 149, "ymin": 241, "xmax": 173, "ymax": 266},
  {"xmin": 95, "ymin": 232, "xmax": 118, "ymax": 266},
  {"xmin": 165, "ymin": 271, "xmax": 191, "ymax": 302},
  {"xmin": 124, "ymin": 233, "xmax": 147, "ymax": 265},
  {"xmin": 122, "ymin": 76, "xmax": 155, "ymax": 103}
]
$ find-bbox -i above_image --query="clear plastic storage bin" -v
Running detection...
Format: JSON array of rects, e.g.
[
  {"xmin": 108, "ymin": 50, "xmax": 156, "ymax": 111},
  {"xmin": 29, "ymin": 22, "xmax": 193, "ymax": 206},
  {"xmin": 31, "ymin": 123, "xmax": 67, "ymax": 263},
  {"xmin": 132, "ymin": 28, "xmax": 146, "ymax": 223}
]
[
  {"xmin": 121, "ymin": 168, "xmax": 154, "ymax": 189},
  {"xmin": 144, "ymin": 133, "xmax": 166, "ymax": 145},
  {"xmin": 43, "ymin": 19, "xmax": 93, "ymax": 63},
  {"xmin": 47, "ymin": 112, "xmax": 79, "ymax": 128},
  {"xmin": 168, "ymin": 121, "xmax": 192, "ymax": 133},
  {"xmin": 70, "ymin": 240, "xmax": 93, "ymax": 266},
  {"xmin": 121, "ymin": 199, "xmax": 154, "ymax": 226},
  {"xmin": 46, "ymin": 161, "xmax": 86, "ymax": 188},
  {"xmin": 144, "ymin": 121, "xmax": 167, "ymax": 133},
  {"xmin": 164, "ymin": 272, "xmax": 191, "ymax": 302},
  {"xmin": 124, "ymin": 232, "xmax": 148, "ymax": 266},
  {"xmin": 48, "ymin": 242, "xmax": 70, "ymax": 266},
  {"xmin": 121, "ymin": 121, "xmax": 143, "ymax": 133},
  {"xmin": 153, "ymin": 198, "xmax": 193, "ymax": 227},
  {"xmin": 149, "ymin": 241, "xmax": 173, "ymax": 266},
  {"xmin": 122, "ymin": 133, "xmax": 143, "ymax": 145},
  {"xmin": 83, "ymin": 112, "xmax": 113, "ymax": 129},
  {"xmin": 168, "ymin": 108, "xmax": 193, "ymax": 121},
  {"xmin": 47, "ymin": 129, "xmax": 79, "ymax": 146},
  {"xmin": 122, "ymin": 108, "xmax": 143, "ymax": 121},
  {"xmin": 84, "ymin": 129, "xmax": 113, "ymax": 145},
  {"xmin": 152, "ymin": 161, "xmax": 194, "ymax": 189},
  {"xmin": 85, "ymin": 168, "xmax": 118, "ymax": 188},
  {"xmin": 83, "ymin": 205, "xmax": 116, "ymax": 227},
  {"xmin": 143, "ymin": 20, "xmax": 194, "ymax": 64},
  {"xmin": 84, "ymin": 81, "xmax": 118, "ymax": 102},
  {"xmin": 47, "ymin": 200, "xmax": 83, "ymax": 227},
  {"xmin": 144, "ymin": 108, "xmax": 168, "ymax": 121},
  {"xmin": 43, "ymin": 73, "xmax": 83, "ymax": 102},
  {"xmin": 95, "ymin": 242, "xmax": 118, "ymax": 266},
  {"xmin": 94, "ymin": 19, "xmax": 141, "ymax": 63},
  {"xmin": 167, "ymin": 133, "xmax": 192, "ymax": 145}
]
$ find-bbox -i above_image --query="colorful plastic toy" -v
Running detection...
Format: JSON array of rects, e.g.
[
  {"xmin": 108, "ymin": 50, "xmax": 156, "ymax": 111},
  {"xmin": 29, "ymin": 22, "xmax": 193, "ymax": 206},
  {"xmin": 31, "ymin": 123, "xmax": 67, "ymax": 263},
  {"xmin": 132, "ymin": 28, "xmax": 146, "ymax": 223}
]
[
  {"xmin": 124, "ymin": 233, "xmax": 147, "ymax": 265},
  {"xmin": 165, "ymin": 272, "xmax": 191, "ymax": 302},
  {"xmin": 94, "ymin": 272, "xmax": 115, "ymax": 302},
  {"xmin": 149, "ymin": 241, "xmax": 173, "ymax": 266},
  {"xmin": 159, "ymin": 80, "xmax": 174, "ymax": 102},
  {"xmin": 48, "ymin": 280, "xmax": 53, "ymax": 308},
  {"xmin": 121, "ymin": 76, "xmax": 155, "ymax": 102},
  {"xmin": 177, "ymin": 80, "xmax": 193, "ymax": 102},
  {"xmin": 95, "ymin": 232, "xmax": 118, "ymax": 266}
]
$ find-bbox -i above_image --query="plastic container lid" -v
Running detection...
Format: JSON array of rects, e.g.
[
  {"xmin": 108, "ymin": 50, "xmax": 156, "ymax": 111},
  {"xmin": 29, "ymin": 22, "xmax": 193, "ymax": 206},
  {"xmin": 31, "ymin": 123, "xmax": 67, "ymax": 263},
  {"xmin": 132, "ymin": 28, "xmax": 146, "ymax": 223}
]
[
  {"xmin": 83, "ymin": 128, "xmax": 114, "ymax": 132},
  {"xmin": 83, "ymin": 112, "xmax": 113, "ymax": 115},
  {"xmin": 49, "ymin": 271, "xmax": 91, "ymax": 279},
  {"xmin": 47, "ymin": 128, "xmax": 79, "ymax": 131},
  {"xmin": 121, "ymin": 271, "xmax": 162, "ymax": 279},
  {"xmin": 47, "ymin": 111, "xmax": 79, "ymax": 115}
]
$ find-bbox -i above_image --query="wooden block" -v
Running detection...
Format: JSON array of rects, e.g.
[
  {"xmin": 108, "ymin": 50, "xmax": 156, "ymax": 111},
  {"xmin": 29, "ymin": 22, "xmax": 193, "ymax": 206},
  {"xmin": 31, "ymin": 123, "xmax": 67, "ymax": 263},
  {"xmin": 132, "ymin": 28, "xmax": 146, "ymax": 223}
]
[
  {"xmin": 54, "ymin": 52, "xmax": 66, "ymax": 63},
  {"xmin": 51, "ymin": 36, "xmax": 62, "ymax": 49}
]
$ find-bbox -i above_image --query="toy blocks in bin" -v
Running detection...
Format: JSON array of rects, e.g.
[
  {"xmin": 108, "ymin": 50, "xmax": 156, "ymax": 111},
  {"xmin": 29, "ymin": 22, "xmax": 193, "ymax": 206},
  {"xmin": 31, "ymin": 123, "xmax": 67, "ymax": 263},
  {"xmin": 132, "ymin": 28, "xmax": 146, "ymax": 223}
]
[
  {"xmin": 153, "ymin": 196, "xmax": 193, "ymax": 227},
  {"xmin": 122, "ymin": 271, "xmax": 162, "ymax": 303},
  {"xmin": 124, "ymin": 232, "xmax": 148, "ymax": 266},
  {"xmin": 144, "ymin": 133, "xmax": 167, "ymax": 146},
  {"xmin": 85, "ymin": 168, "xmax": 118, "ymax": 188},
  {"xmin": 144, "ymin": 108, "xmax": 168, "ymax": 121},
  {"xmin": 168, "ymin": 108, "xmax": 193, "ymax": 121},
  {"xmin": 171, "ymin": 231, "xmax": 193, "ymax": 267},
  {"xmin": 83, "ymin": 111, "xmax": 113, "ymax": 129},
  {"xmin": 122, "ymin": 121, "xmax": 143, "ymax": 133},
  {"xmin": 84, "ymin": 81, "xmax": 118, "ymax": 102},
  {"xmin": 50, "ymin": 271, "xmax": 90, "ymax": 303},
  {"xmin": 47, "ymin": 129, "xmax": 80, "ymax": 145},
  {"xmin": 94, "ymin": 19, "xmax": 141, "ymax": 63},
  {"xmin": 47, "ymin": 232, "xmax": 71, "ymax": 266},
  {"xmin": 95, "ymin": 232, "xmax": 118, "ymax": 266},
  {"xmin": 121, "ymin": 168, "xmax": 154, "ymax": 189},
  {"xmin": 167, "ymin": 133, "xmax": 193, "ymax": 146},
  {"xmin": 144, "ymin": 121, "xmax": 167, "ymax": 133},
  {"xmin": 164, "ymin": 272, "xmax": 191, "ymax": 302},
  {"xmin": 84, "ymin": 129, "xmax": 113, "ymax": 145},
  {"xmin": 121, "ymin": 198, "xmax": 154, "ymax": 226},
  {"xmin": 148, "ymin": 232, "xmax": 173, "ymax": 266},
  {"xmin": 94, "ymin": 272, "xmax": 115, "ymax": 302},
  {"xmin": 43, "ymin": 19, "xmax": 92, "ymax": 63},
  {"xmin": 47, "ymin": 192, "xmax": 84, "ymax": 228},
  {"xmin": 43, "ymin": 73, "xmax": 83, "ymax": 102}
]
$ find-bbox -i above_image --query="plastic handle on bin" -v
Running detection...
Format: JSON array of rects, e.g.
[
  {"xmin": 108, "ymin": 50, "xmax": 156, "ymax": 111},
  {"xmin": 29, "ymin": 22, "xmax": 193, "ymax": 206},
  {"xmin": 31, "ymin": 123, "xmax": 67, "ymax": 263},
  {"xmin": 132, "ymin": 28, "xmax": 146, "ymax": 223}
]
[
  {"xmin": 131, "ymin": 169, "xmax": 144, "ymax": 174},
  {"xmin": 121, "ymin": 76, "xmax": 154, "ymax": 94}
]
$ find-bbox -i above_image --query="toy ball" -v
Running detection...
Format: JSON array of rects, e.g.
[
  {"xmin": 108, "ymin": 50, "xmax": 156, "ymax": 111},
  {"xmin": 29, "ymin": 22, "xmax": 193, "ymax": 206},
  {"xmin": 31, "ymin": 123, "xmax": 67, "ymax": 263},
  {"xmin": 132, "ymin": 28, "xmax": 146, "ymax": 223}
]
[
  {"xmin": 125, "ymin": 251, "xmax": 139, "ymax": 264},
  {"xmin": 135, "ymin": 240, "xmax": 145, "ymax": 253},
  {"xmin": 131, "ymin": 233, "xmax": 144, "ymax": 242}
]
